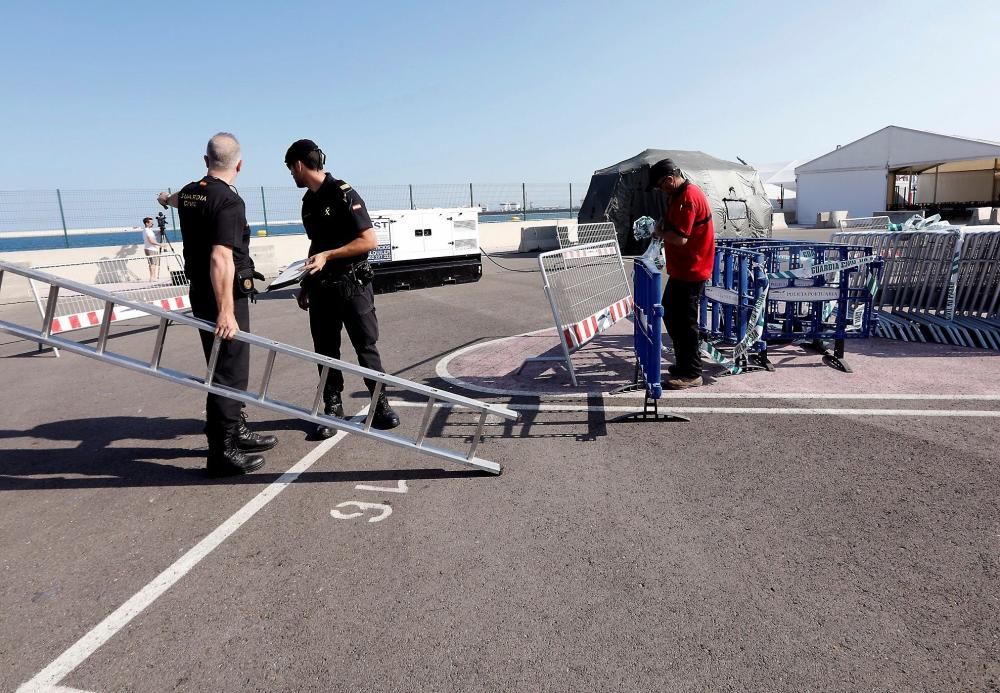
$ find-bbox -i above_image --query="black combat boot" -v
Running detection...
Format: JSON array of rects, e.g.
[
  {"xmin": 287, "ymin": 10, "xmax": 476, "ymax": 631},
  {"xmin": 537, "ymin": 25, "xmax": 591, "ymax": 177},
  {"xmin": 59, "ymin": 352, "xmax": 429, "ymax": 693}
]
[
  {"xmin": 207, "ymin": 428, "xmax": 266, "ymax": 477},
  {"xmin": 315, "ymin": 391, "xmax": 345, "ymax": 439},
  {"xmin": 371, "ymin": 391, "xmax": 400, "ymax": 430},
  {"xmin": 236, "ymin": 411, "xmax": 278, "ymax": 452}
]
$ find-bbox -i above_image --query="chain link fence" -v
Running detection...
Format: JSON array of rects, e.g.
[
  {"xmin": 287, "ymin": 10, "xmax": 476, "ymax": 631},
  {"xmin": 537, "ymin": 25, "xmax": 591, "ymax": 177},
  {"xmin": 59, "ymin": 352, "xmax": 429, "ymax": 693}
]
[{"xmin": 0, "ymin": 183, "xmax": 590, "ymax": 251}]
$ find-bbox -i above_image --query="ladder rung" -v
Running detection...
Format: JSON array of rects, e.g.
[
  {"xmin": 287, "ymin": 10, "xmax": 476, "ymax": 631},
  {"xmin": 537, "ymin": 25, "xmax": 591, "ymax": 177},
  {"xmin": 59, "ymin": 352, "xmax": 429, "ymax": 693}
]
[
  {"xmin": 466, "ymin": 410, "xmax": 488, "ymax": 460},
  {"xmin": 96, "ymin": 300, "xmax": 115, "ymax": 354},
  {"xmin": 258, "ymin": 350, "xmax": 276, "ymax": 401},
  {"xmin": 312, "ymin": 366, "xmax": 330, "ymax": 415},
  {"xmin": 41, "ymin": 285, "xmax": 60, "ymax": 339},
  {"xmin": 363, "ymin": 382, "xmax": 383, "ymax": 431},
  {"xmin": 415, "ymin": 397, "xmax": 436, "ymax": 447},
  {"xmin": 150, "ymin": 317, "xmax": 169, "ymax": 370},
  {"xmin": 205, "ymin": 336, "xmax": 221, "ymax": 384}
]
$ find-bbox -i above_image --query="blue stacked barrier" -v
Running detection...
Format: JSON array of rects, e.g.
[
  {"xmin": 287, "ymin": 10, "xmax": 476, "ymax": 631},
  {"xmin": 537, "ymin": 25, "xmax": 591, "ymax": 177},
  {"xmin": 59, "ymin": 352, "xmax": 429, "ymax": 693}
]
[
  {"xmin": 699, "ymin": 246, "xmax": 768, "ymax": 373},
  {"xmin": 632, "ymin": 255, "xmax": 664, "ymax": 399},
  {"xmin": 713, "ymin": 239, "xmax": 885, "ymax": 372}
]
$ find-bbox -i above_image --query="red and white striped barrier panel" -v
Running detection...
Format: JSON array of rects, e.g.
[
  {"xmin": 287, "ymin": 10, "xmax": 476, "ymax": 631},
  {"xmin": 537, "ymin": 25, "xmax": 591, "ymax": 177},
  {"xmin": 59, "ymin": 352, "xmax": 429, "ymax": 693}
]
[
  {"xmin": 50, "ymin": 294, "xmax": 189, "ymax": 334},
  {"xmin": 562, "ymin": 296, "xmax": 633, "ymax": 349}
]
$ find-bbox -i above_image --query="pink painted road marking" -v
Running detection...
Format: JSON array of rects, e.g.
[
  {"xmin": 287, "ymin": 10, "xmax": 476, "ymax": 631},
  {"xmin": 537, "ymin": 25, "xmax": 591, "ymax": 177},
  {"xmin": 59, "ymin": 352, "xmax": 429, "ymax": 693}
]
[{"xmin": 442, "ymin": 321, "xmax": 1000, "ymax": 397}]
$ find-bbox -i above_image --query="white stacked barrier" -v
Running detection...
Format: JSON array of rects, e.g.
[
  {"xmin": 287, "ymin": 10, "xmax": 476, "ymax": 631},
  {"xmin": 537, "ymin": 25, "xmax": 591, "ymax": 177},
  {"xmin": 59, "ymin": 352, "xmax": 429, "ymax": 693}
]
[{"xmin": 833, "ymin": 225, "xmax": 1000, "ymax": 349}]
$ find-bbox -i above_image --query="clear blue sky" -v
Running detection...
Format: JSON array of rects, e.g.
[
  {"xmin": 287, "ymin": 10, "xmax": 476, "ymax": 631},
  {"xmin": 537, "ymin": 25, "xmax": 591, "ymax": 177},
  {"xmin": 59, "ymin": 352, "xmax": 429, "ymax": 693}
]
[{"xmin": 1, "ymin": 0, "xmax": 998, "ymax": 189}]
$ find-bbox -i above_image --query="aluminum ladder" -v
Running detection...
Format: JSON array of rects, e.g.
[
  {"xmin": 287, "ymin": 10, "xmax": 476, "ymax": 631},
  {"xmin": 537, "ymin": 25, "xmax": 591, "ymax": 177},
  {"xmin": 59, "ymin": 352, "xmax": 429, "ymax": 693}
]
[{"xmin": 0, "ymin": 260, "xmax": 518, "ymax": 474}]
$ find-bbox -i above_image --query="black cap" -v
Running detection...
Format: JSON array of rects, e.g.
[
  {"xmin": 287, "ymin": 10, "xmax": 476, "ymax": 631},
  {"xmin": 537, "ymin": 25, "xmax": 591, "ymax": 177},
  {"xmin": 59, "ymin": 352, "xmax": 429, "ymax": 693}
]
[
  {"xmin": 646, "ymin": 158, "xmax": 679, "ymax": 191},
  {"xmin": 285, "ymin": 139, "xmax": 325, "ymax": 168}
]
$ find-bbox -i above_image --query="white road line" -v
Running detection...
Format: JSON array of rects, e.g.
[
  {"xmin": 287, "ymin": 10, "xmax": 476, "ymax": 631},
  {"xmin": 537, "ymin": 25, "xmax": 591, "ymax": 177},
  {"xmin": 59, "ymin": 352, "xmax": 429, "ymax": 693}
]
[
  {"xmin": 388, "ymin": 400, "xmax": 1000, "ymax": 418},
  {"xmin": 17, "ymin": 410, "xmax": 367, "ymax": 693}
]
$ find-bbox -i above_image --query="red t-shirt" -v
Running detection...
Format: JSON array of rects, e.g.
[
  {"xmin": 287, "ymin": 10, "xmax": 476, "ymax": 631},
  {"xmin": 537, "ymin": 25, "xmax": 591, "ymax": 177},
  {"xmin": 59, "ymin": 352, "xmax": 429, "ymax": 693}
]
[{"xmin": 662, "ymin": 181, "xmax": 715, "ymax": 281}]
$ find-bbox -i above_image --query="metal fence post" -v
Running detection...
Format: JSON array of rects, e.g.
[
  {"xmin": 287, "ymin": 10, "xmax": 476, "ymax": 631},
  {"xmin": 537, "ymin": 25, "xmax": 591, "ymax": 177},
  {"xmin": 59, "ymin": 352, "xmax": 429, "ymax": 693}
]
[
  {"xmin": 469, "ymin": 183, "xmax": 474, "ymax": 208},
  {"xmin": 260, "ymin": 186, "xmax": 269, "ymax": 230},
  {"xmin": 55, "ymin": 189, "xmax": 69, "ymax": 248},
  {"xmin": 522, "ymin": 183, "xmax": 527, "ymax": 220},
  {"xmin": 409, "ymin": 184, "xmax": 415, "ymax": 210},
  {"xmin": 569, "ymin": 183, "xmax": 573, "ymax": 216},
  {"xmin": 167, "ymin": 187, "xmax": 178, "ymax": 240}
]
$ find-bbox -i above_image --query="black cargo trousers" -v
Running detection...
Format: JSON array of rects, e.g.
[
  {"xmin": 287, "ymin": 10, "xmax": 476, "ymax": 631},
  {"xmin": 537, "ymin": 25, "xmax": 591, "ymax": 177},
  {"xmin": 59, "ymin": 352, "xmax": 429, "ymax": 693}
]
[
  {"xmin": 308, "ymin": 282, "xmax": 385, "ymax": 397},
  {"xmin": 189, "ymin": 283, "xmax": 250, "ymax": 439},
  {"xmin": 662, "ymin": 278, "xmax": 705, "ymax": 378}
]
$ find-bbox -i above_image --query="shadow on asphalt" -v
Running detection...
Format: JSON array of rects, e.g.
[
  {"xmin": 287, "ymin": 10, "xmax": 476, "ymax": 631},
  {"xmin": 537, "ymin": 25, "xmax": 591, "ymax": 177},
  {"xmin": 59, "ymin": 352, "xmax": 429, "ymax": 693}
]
[
  {"xmin": 415, "ymin": 393, "xmax": 611, "ymax": 442},
  {"xmin": 0, "ymin": 415, "xmax": 491, "ymax": 491}
]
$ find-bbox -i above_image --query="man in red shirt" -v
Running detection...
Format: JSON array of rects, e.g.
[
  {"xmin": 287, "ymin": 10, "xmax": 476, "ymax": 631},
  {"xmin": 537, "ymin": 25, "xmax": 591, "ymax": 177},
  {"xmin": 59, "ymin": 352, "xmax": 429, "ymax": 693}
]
[{"xmin": 648, "ymin": 158, "xmax": 716, "ymax": 389}]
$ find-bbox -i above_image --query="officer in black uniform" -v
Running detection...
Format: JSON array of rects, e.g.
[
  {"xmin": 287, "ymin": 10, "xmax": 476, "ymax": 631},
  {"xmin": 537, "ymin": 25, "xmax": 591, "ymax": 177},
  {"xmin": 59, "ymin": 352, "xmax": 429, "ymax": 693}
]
[
  {"xmin": 284, "ymin": 139, "xmax": 400, "ymax": 436},
  {"xmin": 158, "ymin": 132, "xmax": 277, "ymax": 475}
]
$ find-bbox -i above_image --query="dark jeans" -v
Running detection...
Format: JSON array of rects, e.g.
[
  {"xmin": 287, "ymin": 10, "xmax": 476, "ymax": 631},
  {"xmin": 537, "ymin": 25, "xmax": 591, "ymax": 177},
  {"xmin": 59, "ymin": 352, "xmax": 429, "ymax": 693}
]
[
  {"xmin": 663, "ymin": 278, "xmax": 704, "ymax": 378},
  {"xmin": 308, "ymin": 283, "xmax": 385, "ymax": 396},
  {"xmin": 190, "ymin": 285, "xmax": 250, "ymax": 439}
]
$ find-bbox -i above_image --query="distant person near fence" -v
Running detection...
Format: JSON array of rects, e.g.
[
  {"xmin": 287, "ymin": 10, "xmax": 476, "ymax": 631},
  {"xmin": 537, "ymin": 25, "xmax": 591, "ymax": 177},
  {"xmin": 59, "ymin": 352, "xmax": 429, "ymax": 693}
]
[
  {"xmin": 140, "ymin": 217, "xmax": 161, "ymax": 280},
  {"xmin": 649, "ymin": 158, "xmax": 716, "ymax": 389}
]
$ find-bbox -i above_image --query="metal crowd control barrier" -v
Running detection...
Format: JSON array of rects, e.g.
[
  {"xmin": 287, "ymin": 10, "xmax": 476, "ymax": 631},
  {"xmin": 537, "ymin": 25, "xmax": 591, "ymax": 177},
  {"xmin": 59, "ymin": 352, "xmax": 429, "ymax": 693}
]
[
  {"xmin": 26, "ymin": 253, "xmax": 190, "ymax": 357},
  {"xmin": 707, "ymin": 240, "xmax": 884, "ymax": 372},
  {"xmin": 518, "ymin": 239, "xmax": 632, "ymax": 386},
  {"xmin": 632, "ymin": 255, "xmax": 663, "ymax": 399},
  {"xmin": 833, "ymin": 227, "xmax": 1000, "ymax": 349},
  {"xmin": 0, "ymin": 261, "xmax": 519, "ymax": 474},
  {"xmin": 555, "ymin": 221, "xmax": 617, "ymax": 249},
  {"xmin": 759, "ymin": 242, "xmax": 883, "ymax": 372},
  {"xmin": 838, "ymin": 216, "xmax": 890, "ymax": 231},
  {"xmin": 953, "ymin": 229, "xmax": 1000, "ymax": 348},
  {"xmin": 614, "ymin": 252, "xmax": 689, "ymax": 422},
  {"xmin": 700, "ymin": 245, "xmax": 769, "ymax": 373}
]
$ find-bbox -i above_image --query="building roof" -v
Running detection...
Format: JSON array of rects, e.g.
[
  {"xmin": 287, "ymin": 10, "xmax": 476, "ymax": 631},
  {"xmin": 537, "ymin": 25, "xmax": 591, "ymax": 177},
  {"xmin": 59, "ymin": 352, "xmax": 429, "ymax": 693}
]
[{"xmin": 795, "ymin": 126, "xmax": 1000, "ymax": 175}]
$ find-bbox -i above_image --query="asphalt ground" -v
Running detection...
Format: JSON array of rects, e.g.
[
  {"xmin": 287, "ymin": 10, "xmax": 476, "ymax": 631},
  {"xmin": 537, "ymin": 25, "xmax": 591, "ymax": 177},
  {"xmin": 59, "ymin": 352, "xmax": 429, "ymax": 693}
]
[{"xmin": 1, "ymin": 254, "xmax": 999, "ymax": 692}]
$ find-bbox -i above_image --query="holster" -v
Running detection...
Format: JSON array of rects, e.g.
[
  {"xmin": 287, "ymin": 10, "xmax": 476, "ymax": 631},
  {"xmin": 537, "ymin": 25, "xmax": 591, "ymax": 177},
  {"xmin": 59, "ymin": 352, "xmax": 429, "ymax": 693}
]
[
  {"xmin": 235, "ymin": 266, "xmax": 266, "ymax": 303},
  {"xmin": 302, "ymin": 261, "xmax": 374, "ymax": 301}
]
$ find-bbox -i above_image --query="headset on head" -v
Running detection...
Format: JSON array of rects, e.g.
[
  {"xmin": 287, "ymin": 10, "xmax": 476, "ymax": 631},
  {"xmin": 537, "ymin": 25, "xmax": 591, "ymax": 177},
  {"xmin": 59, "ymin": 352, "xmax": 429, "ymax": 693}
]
[
  {"xmin": 305, "ymin": 146, "xmax": 326, "ymax": 170},
  {"xmin": 287, "ymin": 144, "xmax": 326, "ymax": 170}
]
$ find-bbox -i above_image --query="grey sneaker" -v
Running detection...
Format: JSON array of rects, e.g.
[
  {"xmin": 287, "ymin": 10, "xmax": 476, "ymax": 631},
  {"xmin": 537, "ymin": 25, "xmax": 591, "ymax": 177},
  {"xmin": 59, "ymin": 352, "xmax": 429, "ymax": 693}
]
[{"xmin": 665, "ymin": 375, "xmax": 703, "ymax": 390}]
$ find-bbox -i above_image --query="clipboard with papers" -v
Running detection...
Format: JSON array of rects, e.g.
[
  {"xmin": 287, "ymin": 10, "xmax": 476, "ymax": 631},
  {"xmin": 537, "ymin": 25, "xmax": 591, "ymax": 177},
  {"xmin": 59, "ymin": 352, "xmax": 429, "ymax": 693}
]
[{"xmin": 265, "ymin": 259, "xmax": 309, "ymax": 292}]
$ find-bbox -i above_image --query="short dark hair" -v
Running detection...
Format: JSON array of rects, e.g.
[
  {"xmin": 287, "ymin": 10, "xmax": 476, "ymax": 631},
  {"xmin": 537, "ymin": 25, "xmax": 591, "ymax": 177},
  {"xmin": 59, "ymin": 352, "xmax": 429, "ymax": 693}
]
[
  {"xmin": 142, "ymin": 217, "xmax": 153, "ymax": 224},
  {"xmin": 646, "ymin": 158, "xmax": 683, "ymax": 191},
  {"xmin": 285, "ymin": 139, "xmax": 326, "ymax": 170}
]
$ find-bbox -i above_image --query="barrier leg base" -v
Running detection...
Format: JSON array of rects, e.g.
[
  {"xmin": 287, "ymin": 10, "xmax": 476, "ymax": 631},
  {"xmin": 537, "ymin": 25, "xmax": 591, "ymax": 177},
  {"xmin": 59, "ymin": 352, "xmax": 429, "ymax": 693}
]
[
  {"xmin": 806, "ymin": 339, "xmax": 852, "ymax": 373},
  {"xmin": 611, "ymin": 394, "xmax": 691, "ymax": 423},
  {"xmin": 751, "ymin": 350, "xmax": 776, "ymax": 372},
  {"xmin": 714, "ymin": 356, "xmax": 770, "ymax": 378},
  {"xmin": 609, "ymin": 383, "xmax": 644, "ymax": 395}
]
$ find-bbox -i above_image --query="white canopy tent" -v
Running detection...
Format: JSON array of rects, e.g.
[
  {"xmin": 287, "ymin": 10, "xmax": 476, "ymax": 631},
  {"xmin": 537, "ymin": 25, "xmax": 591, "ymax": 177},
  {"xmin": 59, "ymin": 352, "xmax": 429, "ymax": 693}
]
[
  {"xmin": 795, "ymin": 126, "xmax": 1000, "ymax": 222},
  {"xmin": 755, "ymin": 160, "xmax": 799, "ymax": 190},
  {"xmin": 754, "ymin": 160, "xmax": 799, "ymax": 219}
]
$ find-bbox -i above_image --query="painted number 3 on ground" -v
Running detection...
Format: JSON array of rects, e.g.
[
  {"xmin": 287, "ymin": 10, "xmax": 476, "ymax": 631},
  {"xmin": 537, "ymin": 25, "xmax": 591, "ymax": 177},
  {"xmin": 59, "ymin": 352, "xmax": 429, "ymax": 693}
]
[{"xmin": 330, "ymin": 480, "xmax": 408, "ymax": 523}]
